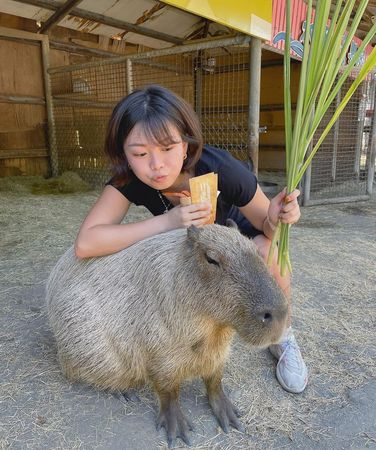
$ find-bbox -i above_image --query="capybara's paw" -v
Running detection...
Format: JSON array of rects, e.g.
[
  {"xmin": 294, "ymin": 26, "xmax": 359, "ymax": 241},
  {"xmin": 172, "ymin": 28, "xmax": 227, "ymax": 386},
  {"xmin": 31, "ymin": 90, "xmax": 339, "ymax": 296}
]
[
  {"xmin": 209, "ymin": 392, "xmax": 245, "ymax": 434},
  {"xmin": 120, "ymin": 388, "xmax": 141, "ymax": 403},
  {"xmin": 156, "ymin": 404, "xmax": 194, "ymax": 448}
]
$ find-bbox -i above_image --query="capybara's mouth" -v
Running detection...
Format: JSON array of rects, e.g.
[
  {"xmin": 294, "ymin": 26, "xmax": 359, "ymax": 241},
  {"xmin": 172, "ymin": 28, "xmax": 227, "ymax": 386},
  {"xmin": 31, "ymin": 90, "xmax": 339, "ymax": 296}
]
[{"xmin": 238, "ymin": 320, "xmax": 287, "ymax": 348}]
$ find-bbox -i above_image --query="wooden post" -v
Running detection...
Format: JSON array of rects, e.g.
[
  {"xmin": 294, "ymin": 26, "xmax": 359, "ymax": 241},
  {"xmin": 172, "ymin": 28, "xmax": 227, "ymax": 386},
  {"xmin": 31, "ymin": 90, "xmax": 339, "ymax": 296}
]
[
  {"xmin": 41, "ymin": 37, "xmax": 59, "ymax": 176},
  {"xmin": 302, "ymin": 142, "xmax": 313, "ymax": 206},
  {"xmin": 366, "ymin": 76, "xmax": 376, "ymax": 195},
  {"xmin": 354, "ymin": 82, "xmax": 367, "ymax": 177},
  {"xmin": 302, "ymin": 108, "xmax": 316, "ymax": 205},
  {"xmin": 331, "ymin": 89, "xmax": 341, "ymax": 181},
  {"xmin": 126, "ymin": 59, "xmax": 134, "ymax": 95},
  {"xmin": 248, "ymin": 37, "xmax": 262, "ymax": 176},
  {"xmin": 194, "ymin": 54, "xmax": 203, "ymax": 122}
]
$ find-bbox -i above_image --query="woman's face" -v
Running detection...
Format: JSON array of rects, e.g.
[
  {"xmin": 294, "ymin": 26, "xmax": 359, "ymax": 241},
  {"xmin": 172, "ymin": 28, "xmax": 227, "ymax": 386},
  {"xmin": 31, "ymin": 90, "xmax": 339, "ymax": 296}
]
[{"xmin": 123, "ymin": 122, "xmax": 188, "ymax": 191}]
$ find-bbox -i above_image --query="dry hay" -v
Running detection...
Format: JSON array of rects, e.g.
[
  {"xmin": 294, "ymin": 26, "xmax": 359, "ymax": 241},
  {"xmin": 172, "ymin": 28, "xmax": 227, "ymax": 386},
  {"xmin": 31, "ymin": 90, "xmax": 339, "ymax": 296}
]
[
  {"xmin": 1, "ymin": 174, "xmax": 375, "ymax": 449},
  {"xmin": 0, "ymin": 171, "xmax": 91, "ymax": 196}
]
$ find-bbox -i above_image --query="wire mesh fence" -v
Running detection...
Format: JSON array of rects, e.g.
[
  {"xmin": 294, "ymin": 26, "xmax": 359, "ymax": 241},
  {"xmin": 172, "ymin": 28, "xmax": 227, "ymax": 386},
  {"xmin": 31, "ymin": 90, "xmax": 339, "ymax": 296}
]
[
  {"xmin": 50, "ymin": 44, "xmax": 252, "ymax": 188},
  {"xmin": 49, "ymin": 44, "xmax": 375, "ymax": 204},
  {"xmin": 304, "ymin": 70, "xmax": 376, "ymax": 204},
  {"xmin": 50, "ymin": 60, "xmax": 127, "ymax": 186}
]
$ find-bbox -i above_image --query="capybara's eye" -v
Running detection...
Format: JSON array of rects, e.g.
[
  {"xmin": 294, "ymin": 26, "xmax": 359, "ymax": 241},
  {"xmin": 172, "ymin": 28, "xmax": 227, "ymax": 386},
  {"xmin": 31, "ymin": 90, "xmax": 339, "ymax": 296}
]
[{"xmin": 205, "ymin": 254, "xmax": 220, "ymax": 267}]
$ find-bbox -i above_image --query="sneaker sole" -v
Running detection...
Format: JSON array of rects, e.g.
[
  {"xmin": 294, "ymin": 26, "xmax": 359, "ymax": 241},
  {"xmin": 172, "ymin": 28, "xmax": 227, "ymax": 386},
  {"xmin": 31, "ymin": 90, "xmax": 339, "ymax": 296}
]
[{"xmin": 276, "ymin": 364, "xmax": 308, "ymax": 394}]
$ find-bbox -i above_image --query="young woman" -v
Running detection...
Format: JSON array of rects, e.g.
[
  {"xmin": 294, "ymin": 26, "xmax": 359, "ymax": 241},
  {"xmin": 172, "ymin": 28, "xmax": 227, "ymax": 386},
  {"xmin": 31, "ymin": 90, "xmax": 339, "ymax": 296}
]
[{"xmin": 75, "ymin": 85, "xmax": 308, "ymax": 394}]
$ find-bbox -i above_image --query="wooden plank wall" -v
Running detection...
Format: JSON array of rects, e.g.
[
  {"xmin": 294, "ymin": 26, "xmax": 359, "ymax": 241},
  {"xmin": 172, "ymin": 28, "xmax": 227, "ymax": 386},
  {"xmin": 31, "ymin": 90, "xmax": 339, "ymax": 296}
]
[
  {"xmin": 0, "ymin": 12, "xmax": 110, "ymax": 178},
  {"xmin": 0, "ymin": 38, "xmax": 48, "ymax": 176},
  {"xmin": 259, "ymin": 50, "xmax": 300, "ymax": 170}
]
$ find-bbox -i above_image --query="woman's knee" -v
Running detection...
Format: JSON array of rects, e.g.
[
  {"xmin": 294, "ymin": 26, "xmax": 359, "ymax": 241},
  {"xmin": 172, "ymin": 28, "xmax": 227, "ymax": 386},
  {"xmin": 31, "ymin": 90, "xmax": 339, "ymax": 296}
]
[
  {"xmin": 252, "ymin": 235, "xmax": 275, "ymax": 263},
  {"xmin": 252, "ymin": 235, "xmax": 290, "ymax": 285}
]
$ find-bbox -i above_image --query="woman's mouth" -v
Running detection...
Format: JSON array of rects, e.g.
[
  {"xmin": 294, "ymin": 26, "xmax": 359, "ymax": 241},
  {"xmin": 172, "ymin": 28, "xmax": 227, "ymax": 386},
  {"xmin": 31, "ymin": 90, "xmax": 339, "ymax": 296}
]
[{"xmin": 154, "ymin": 175, "xmax": 168, "ymax": 183}]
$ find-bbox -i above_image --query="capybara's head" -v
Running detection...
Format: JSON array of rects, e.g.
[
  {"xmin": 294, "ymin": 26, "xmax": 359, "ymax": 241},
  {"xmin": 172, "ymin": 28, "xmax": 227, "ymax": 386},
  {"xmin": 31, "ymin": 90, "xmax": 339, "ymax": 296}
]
[{"xmin": 186, "ymin": 224, "xmax": 288, "ymax": 347}]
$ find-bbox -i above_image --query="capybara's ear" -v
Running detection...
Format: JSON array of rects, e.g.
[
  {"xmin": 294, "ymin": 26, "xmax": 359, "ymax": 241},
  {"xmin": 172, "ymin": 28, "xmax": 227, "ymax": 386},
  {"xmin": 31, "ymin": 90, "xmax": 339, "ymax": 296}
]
[
  {"xmin": 225, "ymin": 219, "xmax": 238, "ymax": 229},
  {"xmin": 187, "ymin": 225, "xmax": 201, "ymax": 243}
]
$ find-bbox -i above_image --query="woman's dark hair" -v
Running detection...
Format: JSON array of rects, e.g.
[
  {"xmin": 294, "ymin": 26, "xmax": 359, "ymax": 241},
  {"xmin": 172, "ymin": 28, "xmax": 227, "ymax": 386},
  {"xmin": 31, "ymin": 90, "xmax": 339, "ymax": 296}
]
[{"xmin": 104, "ymin": 85, "xmax": 203, "ymax": 186}]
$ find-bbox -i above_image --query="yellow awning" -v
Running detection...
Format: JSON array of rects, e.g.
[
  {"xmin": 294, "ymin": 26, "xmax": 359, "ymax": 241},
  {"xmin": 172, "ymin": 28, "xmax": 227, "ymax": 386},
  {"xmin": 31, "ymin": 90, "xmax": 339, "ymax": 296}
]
[{"xmin": 162, "ymin": 0, "xmax": 272, "ymax": 41}]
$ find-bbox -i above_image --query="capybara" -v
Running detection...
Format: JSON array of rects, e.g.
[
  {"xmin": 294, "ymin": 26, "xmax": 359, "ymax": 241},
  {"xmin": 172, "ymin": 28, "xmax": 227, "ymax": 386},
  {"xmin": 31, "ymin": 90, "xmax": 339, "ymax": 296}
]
[{"xmin": 46, "ymin": 224, "xmax": 288, "ymax": 447}]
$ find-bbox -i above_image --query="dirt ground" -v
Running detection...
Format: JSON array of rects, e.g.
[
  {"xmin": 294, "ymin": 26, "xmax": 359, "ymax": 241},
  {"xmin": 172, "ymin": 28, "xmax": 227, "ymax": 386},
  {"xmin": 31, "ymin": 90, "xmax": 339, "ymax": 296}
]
[{"xmin": 0, "ymin": 178, "xmax": 375, "ymax": 450}]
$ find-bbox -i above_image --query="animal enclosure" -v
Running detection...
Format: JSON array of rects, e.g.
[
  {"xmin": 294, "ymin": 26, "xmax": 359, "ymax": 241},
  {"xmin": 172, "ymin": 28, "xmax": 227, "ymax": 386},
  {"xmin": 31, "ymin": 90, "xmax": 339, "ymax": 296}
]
[
  {"xmin": 1, "ymin": 30, "xmax": 374, "ymax": 205},
  {"xmin": 49, "ymin": 39, "xmax": 376, "ymax": 204}
]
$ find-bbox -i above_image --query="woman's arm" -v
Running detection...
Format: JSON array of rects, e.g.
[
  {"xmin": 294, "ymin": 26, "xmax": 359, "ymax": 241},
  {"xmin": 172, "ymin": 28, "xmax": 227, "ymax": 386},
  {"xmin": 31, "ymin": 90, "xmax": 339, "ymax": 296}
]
[
  {"xmin": 75, "ymin": 185, "xmax": 211, "ymax": 258},
  {"xmin": 75, "ymin": 185, "xmax": 173, "ymax": 258},
  {"xmin": 239, "ymin": 185, "xmax": 301, "ymax": 240}
]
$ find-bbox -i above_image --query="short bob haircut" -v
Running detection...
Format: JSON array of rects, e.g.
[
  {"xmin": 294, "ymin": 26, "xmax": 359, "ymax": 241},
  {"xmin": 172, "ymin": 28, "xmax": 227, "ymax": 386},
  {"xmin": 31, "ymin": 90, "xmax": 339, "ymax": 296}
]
[{"xmin": 105, "ymin": 85, "xmax": 203, "ymax": 186}]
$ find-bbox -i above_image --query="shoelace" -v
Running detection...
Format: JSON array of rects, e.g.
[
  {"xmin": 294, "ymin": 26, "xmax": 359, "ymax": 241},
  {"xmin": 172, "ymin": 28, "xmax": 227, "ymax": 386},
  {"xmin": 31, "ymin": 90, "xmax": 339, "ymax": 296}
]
[{"xmin": 281, "ymin": 338, "xmax": 303, "ymax": 370}]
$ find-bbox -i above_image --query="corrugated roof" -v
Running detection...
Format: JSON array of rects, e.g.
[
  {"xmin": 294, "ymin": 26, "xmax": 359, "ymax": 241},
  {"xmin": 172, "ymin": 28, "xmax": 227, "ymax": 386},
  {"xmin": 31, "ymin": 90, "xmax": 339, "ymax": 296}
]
[
  {"xmin": 0, "ymin": 0, "xmax": 232, "ymax": 49},
  {"xmin": 305, "ymin": 0, "xmax": 376, "ymax": 45},
  {"xmin": 0, "ymin": 0, "xmax": 374, "ymax": 48}
]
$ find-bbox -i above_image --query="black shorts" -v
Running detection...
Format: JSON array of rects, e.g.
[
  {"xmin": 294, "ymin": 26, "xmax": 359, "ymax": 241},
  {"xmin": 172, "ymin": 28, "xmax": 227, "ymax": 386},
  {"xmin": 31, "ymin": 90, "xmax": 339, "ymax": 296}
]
[{"xmin": 227, "ymin": 206, "xmax": 263, "ymax": 239}]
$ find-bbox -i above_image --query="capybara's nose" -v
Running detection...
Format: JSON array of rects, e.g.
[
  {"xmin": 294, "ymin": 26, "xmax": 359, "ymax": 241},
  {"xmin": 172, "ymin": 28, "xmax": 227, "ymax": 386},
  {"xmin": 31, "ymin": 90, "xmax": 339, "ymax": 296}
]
[{"xmin": 256, "ymin": 304, "xmax": 288, "ymax": 326}]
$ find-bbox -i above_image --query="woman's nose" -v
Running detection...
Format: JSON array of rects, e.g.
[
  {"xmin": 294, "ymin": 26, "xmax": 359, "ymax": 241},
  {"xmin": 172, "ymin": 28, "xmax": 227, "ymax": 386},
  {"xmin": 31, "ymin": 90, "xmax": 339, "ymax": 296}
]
[{"xmin": 150, "ymin": 154, "xmax": 164, "ymax": 171}]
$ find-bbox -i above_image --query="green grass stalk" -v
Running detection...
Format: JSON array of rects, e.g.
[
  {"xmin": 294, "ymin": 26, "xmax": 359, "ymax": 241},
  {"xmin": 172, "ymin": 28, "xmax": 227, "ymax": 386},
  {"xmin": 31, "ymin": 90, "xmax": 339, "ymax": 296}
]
[{"xmin": 267, "ymin": 0, "xmax": 376, "ymax": 275}]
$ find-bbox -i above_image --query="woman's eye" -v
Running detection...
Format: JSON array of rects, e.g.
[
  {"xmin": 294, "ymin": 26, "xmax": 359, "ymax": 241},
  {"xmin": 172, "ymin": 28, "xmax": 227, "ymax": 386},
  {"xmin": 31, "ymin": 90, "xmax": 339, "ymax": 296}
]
[
  {"xmin": 134, "ymin": 153, "xmax": 147, "ymax": 157},
  {"xmin": 164, "ymin": 147, "xmax": 173, "ymax": 152}
]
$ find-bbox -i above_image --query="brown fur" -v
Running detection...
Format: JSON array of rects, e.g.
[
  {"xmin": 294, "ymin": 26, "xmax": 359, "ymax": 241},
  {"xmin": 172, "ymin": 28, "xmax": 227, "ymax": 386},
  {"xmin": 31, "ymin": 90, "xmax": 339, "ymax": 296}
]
[{"xmin": 46, "ymin": 224, "xmax": 288, "ymax": 444}]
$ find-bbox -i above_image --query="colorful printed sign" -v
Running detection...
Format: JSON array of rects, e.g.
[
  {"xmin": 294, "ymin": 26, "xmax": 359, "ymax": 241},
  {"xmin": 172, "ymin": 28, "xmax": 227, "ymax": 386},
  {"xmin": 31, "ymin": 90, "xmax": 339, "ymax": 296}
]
[{"xmin": 269, "ymin": 0, "xmax": 373, "ymax": 61}]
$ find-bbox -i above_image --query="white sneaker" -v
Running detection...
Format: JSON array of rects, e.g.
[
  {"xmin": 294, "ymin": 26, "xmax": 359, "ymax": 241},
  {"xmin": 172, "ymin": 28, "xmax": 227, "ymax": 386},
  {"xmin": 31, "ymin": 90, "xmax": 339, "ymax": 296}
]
[{"xmin": 269, "ymin": 327, "xmax": 308, "ymax": 394}]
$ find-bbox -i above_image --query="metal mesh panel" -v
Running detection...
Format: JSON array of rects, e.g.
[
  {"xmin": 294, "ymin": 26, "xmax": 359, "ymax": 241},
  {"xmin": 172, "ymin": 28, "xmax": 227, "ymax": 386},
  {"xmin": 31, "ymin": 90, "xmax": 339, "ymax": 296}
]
[
  {"xmin": 200, "ymin": 49, "xmax": 250, "ymax": 162},
  {"xmin": 49, "ymin": 46, "xmax": 374, "ymax": 205},
  {"xmin": 307, "ymin": 70, "xmax": 375, "ymax": 203},
  {"xmin": 131, "ymin": 48, "xmax": 250, "ymax": 161},
  {"xmin": 49, "ymin": 45, "xmax": 251, "ymax": 188},
  {"xmin": 50, "ymin": 61, "xmax": 127, "ymax": 186}
]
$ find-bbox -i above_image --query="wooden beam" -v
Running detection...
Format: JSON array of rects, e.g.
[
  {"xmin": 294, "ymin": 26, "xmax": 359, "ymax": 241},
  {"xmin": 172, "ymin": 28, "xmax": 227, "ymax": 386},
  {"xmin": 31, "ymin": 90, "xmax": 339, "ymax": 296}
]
[
  {"xmin": 38, "ymin": 0, "xmax": 84, "ymax": 34},
  {"xmin": 53, "ymin": 96, "xmax": 115, "ymax": 109},
  {"xmin": 15, "ymin": 0, "xmax": 184, "ymax": 45},
  {"xmin": 0, "ymin": 94, "xmax": 45, "ymax": 105},
  {"xmin": 0, "ymin": 25, "xmax": 47, "ymax": 42},
  {"xmin": 50, "ymin": 39, "xmax": 121, "ymax": 58},
  {"xmin": 0, "ymin": 33, "xmax": 126, "ymax": 58},
  {"xmin": 0, "ymin": 148, "xmax": 48, "ymax": 159}
]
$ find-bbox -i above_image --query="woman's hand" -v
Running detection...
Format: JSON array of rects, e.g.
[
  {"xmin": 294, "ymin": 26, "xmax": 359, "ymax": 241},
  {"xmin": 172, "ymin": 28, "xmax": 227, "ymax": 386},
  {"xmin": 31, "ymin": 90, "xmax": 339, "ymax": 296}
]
[
  {"xmin": 167, "ymin": 202, "xmax": 212, "ymax": 228},
  {"xmin": 268, "ymin": 188, "xmax": 301, "ymax": 227}
]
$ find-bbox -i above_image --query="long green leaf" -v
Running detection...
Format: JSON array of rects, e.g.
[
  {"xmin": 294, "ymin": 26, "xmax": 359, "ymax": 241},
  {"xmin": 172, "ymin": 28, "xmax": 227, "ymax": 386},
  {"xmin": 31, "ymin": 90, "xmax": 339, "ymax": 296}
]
[
  {"xmin": 268, "ymin": 0, "xmax": 376, "ymax": 275},
  {"xmin": 288, "ymin": 0, "xmax": 313, "ymax": 191},
  {"xmin": 305, "ymin": 22, "xmax": 376, "ymax": 149},
  {"xmin": 305, "ymin": 0, "xmax": 331, "ymax": 98},
  {"xmin": 284, "ymin": 0, "xmax": 292, "ymax": 167},
  {"xmin": 315, "ymin": 0, "xmax": 369, "ymax": 115},
  {"xmin": 300, "ymin": 0, "xmax": 357, "ymax": 143},
  {"xmin": 296, "ymin": 0, "xmax": 368, "ymax": 177},
  {"xmin": 295, "ymin": 46, "xmax": 376, "ymax": 187},
  {"xmin": 302, "ymin": 0, "xmax": 344, "ymax": 113}
]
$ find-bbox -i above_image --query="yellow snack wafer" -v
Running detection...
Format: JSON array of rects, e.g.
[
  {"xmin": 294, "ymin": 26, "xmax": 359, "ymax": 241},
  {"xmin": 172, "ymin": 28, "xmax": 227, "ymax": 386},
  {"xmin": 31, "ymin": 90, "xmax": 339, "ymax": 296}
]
[{"xmin": 189, "ymin": 173, "xmax": 218, "ymax": 224}]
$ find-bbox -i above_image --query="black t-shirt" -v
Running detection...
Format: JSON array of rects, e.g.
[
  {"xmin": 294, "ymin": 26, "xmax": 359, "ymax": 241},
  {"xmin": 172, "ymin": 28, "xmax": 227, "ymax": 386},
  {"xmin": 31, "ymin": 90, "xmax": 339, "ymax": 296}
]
[{"xmin": 108, "ymin": 145, "xmax": 261, "ymax": 237}]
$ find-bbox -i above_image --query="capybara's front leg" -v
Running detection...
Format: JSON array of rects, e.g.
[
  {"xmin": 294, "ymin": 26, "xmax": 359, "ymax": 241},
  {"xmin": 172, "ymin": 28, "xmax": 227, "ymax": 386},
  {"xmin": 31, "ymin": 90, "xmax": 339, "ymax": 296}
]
[
  {"xmin": 155, "ymin": 384, "xmax": 194, "ymax": 448},
  {"xmin": 204, "ymin": 372, "xmax": 245, "ymax": 434}
]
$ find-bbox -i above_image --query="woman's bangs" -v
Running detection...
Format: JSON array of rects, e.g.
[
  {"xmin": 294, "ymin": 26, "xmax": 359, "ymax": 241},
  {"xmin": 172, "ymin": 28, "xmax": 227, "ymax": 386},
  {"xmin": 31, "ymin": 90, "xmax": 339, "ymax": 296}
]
[{"xmin": 142, "ymin": 115, "xmax": 182, "ymax": 147}]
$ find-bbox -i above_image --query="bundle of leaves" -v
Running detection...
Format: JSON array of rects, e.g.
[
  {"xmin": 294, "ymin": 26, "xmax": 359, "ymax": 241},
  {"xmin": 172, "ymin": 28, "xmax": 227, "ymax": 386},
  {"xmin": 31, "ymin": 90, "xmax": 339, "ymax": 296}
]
[{"xmin": 269, "ymin": 0, "xmax": 376, "ymax": 275}]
